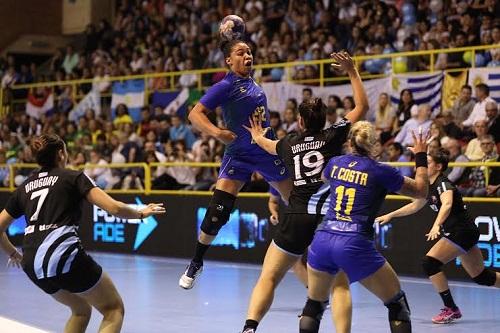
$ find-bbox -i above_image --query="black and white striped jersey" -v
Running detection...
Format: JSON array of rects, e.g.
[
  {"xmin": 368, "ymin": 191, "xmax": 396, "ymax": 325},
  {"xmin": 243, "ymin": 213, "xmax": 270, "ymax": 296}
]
[
  {"xmin": 276, "ymin": 118, "xmax": 350, "ymax": 214},
  {"xmin": 5, "ymin": 167, "xmax": 96, "ymax": 279}
]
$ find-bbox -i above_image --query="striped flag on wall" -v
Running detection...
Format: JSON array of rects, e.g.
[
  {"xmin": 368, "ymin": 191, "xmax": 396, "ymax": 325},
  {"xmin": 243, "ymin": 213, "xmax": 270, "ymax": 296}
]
[{"xmin": 390, "ymin": 72, "xmax": 444, "ymax": 116}]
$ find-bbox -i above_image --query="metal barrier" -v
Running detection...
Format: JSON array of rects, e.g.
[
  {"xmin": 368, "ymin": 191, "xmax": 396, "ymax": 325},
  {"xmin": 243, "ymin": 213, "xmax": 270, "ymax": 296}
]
[
  {"xmin": 1, "ymin": 161, "xmax": 499, "ymax": 202},
  {"xmin": 1, "ymin": 43, "xmax": 499, "ymax": 117}
]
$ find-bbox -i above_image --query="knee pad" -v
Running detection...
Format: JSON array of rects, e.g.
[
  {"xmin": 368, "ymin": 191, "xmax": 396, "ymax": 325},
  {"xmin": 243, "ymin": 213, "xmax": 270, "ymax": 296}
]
[
  {"xmin": 385, "ymin": 291, "xmax": 411, "ymax": 323},
  {"xmin": 299, "ymin": 298, "xmax": 328, "ymax": 333},
  {"xmin": 422, "ymin": 256, "xmax": 443, "ymax": 277},
  {"xmin": 200, "ymin": 189, "xmax": 236, "ymax": 236},
  {"xmin": 472, "ymin": 269, "xmax": 496, "ymax": 286}
]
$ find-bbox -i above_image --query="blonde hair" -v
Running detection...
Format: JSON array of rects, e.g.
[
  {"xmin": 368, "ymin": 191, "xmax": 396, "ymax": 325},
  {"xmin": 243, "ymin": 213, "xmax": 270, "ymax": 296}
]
[{"xmin": 348, "ymin": 121, "xmax": 378, "ymax": 157}]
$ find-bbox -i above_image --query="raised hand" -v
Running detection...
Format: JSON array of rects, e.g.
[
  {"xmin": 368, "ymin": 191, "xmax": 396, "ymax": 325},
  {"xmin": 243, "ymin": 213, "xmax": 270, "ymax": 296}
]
[
  {"xmin": 330, "ymin": 51, "xmax": 356, "ymax": 74},
  {"xmin": 243, "ymin": 116, "xmax": 267, "ymax": 141},
  {"xmin": 408, "ymin": 126, "xmax": 431, "ymax": 155}
]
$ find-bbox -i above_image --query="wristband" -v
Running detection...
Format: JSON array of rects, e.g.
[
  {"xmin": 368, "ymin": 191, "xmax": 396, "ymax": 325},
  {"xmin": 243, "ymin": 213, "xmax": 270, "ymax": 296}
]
[
  {"xmin": 415, "ymin": 152, "xmax": 427, "ymax": 168},
  {"xmin": 139, "ymin": 211, "xmax": 144, "ymax": 220}
]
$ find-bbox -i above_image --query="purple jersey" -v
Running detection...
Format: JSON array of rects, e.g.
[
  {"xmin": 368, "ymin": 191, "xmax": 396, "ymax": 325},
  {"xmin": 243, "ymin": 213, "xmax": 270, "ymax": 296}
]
[
  {"xmin": 319, "ymin": 154, "xmax": 404, "ymax": 237},
  {"xmin": 200, "ymin": 72, "xmax": 275, "ymax": 156}
]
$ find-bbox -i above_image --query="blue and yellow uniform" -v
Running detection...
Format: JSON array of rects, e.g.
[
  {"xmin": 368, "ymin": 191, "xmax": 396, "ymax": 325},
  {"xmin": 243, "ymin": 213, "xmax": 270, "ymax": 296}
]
[
  {"xmin": 308, "ymin": 154, "xmax": 404, "ymax": 282},
  {"xmin": 200, "ymin": 72, "xmax": 288, "ymax": 182}
]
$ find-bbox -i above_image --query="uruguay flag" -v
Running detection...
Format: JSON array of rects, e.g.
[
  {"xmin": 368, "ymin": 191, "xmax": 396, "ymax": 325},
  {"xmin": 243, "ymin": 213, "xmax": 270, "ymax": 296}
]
[
  {"xmin": 111, "ymin": 79, "xmax": 145, "ymax": 122},
  {"xmin": 390, "ymin": 72, "xmax": 443, "ymax": 116},
  {"xmin": 468, "ymin": 67, "xmax": 500, "ymax": 103}
]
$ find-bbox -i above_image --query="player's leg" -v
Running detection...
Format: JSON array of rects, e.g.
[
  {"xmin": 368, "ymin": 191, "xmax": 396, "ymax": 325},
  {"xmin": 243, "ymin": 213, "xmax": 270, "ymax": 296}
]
[
  {"xmin": 269, "ymin": 178, "xmax": 293, "ymax": 203},
  {"xmin": 424, "ymin": 238, "xmax": 464, "ymax": 323},
  {"xmin": 242, "ymin": 242, "xmax": 300, "ymax": 332},
  {"xmin": 299, "ymin": 265, "xmax": 335, "ymax": 333},
  {"xmin": 180, "ymin": 175, "xmax": 244, "ymax": 289},
  {"xmin": 360, "ymin": 262, "xmax": 411, "ymax": 333},
  {"xmin": 331, "ymin": 271, "xmax": 351, "ymax": 333},
  {"xmin": 460, "ymin": 245, "xmax": 500, "ymax": 287},
  {"xmin": 79, "ymin": 272, "xmax": 125, "ymax": 333},
  {"xmin": 292, "ymin": 254, "xmax": 308, "ymax": 287},
  {"xmin": 51, "ymin": 291, "xmax": 92, "ymax": 333}
]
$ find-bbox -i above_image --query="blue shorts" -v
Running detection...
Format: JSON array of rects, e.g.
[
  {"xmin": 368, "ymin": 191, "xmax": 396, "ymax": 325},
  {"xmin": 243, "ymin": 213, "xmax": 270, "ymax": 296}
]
[
  {"xmin": 308, "ymin": 231, "xmax": 386, "ymax": 283},
  {"xmin": 219, "ymin": 154, "xmax": 288, "ymax": 183}
]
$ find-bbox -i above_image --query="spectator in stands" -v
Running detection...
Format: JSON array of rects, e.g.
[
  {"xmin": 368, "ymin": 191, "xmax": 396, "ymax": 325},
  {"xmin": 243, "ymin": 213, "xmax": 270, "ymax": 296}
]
[
  {"xmin": 169, "ymin": 114, "xmax": 196, "ymax": 149},
  {"xmin": 428, "ymin": 138, "xmax": 442, "ymax": 156},
  {"xmin": 485, "ymin": 100, "xmax": 499, "ymax": 143},
  {"xmin": 429, "ymin": 120, "xmax": 447, "ymax": 145},
  {"xmin": 438, "ymin": 110, "xmax": 463, "ymax": 139},
  {"xmin": 395, "ymin": 104, "xmax": 432, "ymax": 147},
  {"xmin": 0, "ymin": 150, "xmax": 9, "ymax": 187},
  {"xmin": 62, "ymin": 45, "xmax": 79, "ymax": 74},
  {"xmin": 394, "ymin": 89, "xmax": 417, "ymax": 134},
  {"xmin": 178, "ymin": 59, "xmax": 198, "ymax": 89},
  {"xmin": 166, "ymin": 140, "xmax": 196, "ymax": 189},
  {"xmin": 486, "ymin": 155, "xmax": 500, "ymax": 197},
  {"xmin": 324, "ymin": 107, "xmax": 338, "ymax": 129},
  {"xmin": 84, "ymin": 150, "xmax": 117, "ymax": 190},
  {"xmin": 374, "ymin": 92, "xmax": 395, "ymax": 144},
  {"xmin": 269, "ymin": 111, "xmax": 282, "ymax": 133},
  {"xmin": 465, "ymin": 119, "xmax": 489, "ymax": 161},
  {"xmin": 1, "ymin": 66, "xmax": 17, "ymax": 89},
  {"xmin": 113, "ymin": 104, "xmax": 133, "ymax": 127},
  {"xmin": 461, "ymin": 135, "xmax": 498, "ymax": 197},
  {"xmin": 462, "ymin": 83, "xmax": 494, "ymax": 128},
  {"xmin": 450, "ymin": 85, "xmax": 475, "ymax": 125},
  {"xmin": 444, "ymin": 138, "xmax": 470, "ymax": 186},
  {"xmin": 387, "ymin": 142, "xmax": 413, "ymax": 178},
  {"xmin": 302, "ymin": 88, "xmax": 312, "ymax": 103},
  {"xmin": 282, "ymin": 108, "xmax": 298, "ymax": 133}
]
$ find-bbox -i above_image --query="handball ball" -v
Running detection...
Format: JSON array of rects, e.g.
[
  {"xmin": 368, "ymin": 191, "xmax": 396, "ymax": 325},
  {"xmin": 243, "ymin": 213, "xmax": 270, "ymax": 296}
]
[
  {"xmin": 219, "ymin": 15, "xmax": 246, "ymax": 41},
  {"xmin": 463, "ymin": 51, "xmax": 472, "ymax": 64}
]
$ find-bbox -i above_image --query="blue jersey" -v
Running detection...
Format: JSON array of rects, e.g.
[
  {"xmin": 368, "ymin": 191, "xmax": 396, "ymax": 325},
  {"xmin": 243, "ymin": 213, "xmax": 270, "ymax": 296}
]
[
  {"xmin": 200, "ymin": 72, "xmax": 275, "ymax": 157},
  {"xmin": 318, "ymin": 154, "xmax": 404, "ymax": 237}
]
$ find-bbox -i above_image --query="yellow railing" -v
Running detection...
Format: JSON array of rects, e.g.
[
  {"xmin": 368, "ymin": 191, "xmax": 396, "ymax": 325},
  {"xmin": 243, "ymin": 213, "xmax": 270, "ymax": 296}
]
[
  {"xmin": 1, "ymin": 44, "xmax": 499, "ymax": 117},
  {"xmin": 1, "ymin": 161, "xmax": 499, "ymax": 202}
]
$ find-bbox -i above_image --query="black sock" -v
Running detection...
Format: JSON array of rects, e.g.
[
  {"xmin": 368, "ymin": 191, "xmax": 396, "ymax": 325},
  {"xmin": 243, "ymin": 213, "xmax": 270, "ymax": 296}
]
[
  {"xmin": 243, "ymin": 319, "xmax": 259, "ymax": 331},
  {"xmin": 439, "ymin": 289, "xmax": 457, "ymax": 310},
  {"xmin": 193, "ymin": 241, "xmax": 210, "ymax": 264}
]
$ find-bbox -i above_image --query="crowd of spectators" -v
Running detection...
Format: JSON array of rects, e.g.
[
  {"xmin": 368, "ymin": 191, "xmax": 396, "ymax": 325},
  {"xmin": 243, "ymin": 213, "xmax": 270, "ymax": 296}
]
[{"xmin": 0, "ymin": 0, "xmax": 499, "ymax": 196}]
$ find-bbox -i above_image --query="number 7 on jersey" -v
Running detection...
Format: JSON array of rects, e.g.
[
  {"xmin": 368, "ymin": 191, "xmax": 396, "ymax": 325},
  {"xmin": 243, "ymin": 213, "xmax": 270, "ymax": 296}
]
[{"xmin": 30, "ymin": 188, "xmax": 49, "ymax": 221}]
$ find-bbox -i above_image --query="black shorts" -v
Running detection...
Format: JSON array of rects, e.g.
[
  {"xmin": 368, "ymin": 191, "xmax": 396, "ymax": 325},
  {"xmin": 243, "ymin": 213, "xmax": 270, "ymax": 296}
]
[
  {"xmin": 23, "ymin": 250, "xmax": 103, "ymax": 295},
  {"xmin": 444, "ymin": 228, "xmax": 480, "ymax": 252},
  {"xmin": 273, "ymin": 213, "xmax": 323, "ymax": 256}
]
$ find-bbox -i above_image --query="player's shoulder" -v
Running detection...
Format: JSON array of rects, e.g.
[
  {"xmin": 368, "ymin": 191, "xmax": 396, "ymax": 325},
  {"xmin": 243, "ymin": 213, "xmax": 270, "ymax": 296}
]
[{"xmin": 435, "ymin": 174, "xmax": 454, "ymax": 192}]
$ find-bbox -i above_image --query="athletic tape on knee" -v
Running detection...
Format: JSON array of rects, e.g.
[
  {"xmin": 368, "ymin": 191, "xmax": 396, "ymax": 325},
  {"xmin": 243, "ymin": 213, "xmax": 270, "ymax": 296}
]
[
  {"xmin": 472, "ymin": 268, "xmax": 496, "ymax": 286},
  {"xmin": 422, "ymin": 256, "xmax": 443, "ymax": 277},
  {"xmin": 385, "ymin": 291, "xmax": 411, "ymax": 323},
  {"xmin": 200, "ymin": 189, "xmax": 236, "ymax": 235}
]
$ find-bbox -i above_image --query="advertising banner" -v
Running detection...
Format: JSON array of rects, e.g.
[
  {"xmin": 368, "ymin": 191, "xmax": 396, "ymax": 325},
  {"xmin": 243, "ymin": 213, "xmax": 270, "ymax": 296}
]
[{"xmin": 1, "ymin": 192, "xmax": 498, "ymax": 280}]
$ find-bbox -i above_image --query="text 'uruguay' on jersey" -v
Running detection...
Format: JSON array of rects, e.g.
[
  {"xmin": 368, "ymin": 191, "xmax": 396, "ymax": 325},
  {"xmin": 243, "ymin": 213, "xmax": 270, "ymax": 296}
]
[{"xmin": 24, "ymin": 173, "xmax": 59, "ymax": 193}]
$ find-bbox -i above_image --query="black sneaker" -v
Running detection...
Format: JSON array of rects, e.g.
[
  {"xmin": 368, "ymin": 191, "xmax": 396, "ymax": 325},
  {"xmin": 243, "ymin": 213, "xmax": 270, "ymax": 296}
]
[{"xmin": 179, "ymin": 261, "xmax": 203, "ymax": 289}]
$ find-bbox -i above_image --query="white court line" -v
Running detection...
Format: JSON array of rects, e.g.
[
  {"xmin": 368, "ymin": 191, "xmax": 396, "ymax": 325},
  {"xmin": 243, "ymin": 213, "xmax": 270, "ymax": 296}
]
[{"xmin": 0, "ymin": 316, "xmax": 51, "ymax": 333}]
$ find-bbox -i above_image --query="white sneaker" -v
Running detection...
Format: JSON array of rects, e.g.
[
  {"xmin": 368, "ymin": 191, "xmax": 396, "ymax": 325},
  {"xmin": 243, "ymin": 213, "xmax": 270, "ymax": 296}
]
[{"xmin": 179, "ymin": 261, "xmax": 203, "ymax": 290}]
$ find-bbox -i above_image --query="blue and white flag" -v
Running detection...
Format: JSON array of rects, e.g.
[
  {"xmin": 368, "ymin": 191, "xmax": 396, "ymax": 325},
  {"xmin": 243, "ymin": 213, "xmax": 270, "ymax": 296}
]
[
  {"xmin": 468, "ymin": 67, "xmax": 500, "ymax": 103},
  {"xmin": 151, "ymin": 88, "xmax": 189, "ymax": 116},
  {"xmin": 111, "ymin": 79, "xmax": 145, "ymax": 122},
  {"xmin": 390, "ymin": 72, "xmax": 443, "ymax": 116},
  {"xmin": 68, "ymin": 90, "xmax": 101, "ymax": 122}
]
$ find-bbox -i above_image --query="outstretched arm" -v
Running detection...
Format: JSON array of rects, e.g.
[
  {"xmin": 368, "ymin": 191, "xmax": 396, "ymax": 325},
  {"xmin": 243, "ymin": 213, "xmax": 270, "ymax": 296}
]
[
  {"xmin": 86, "ymin": 187, "xmax": 165, "ymax": 219},
  {"xmin": 330, "ymin": 52, "xmax": 369, "ymax": 123},
  {"xmin": 376, "ymin": 198, "xmax": 427, "ymax": 225},
  {"xmin": 243, "ymin": 117, "xmax": 278, "ymax": 155}
]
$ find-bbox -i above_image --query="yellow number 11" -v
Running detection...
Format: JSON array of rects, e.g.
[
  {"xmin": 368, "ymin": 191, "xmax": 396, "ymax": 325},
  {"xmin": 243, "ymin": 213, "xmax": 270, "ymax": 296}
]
[{"xmin": 334, "ymin": 185, "xmax": 356, "ymax": 215}]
